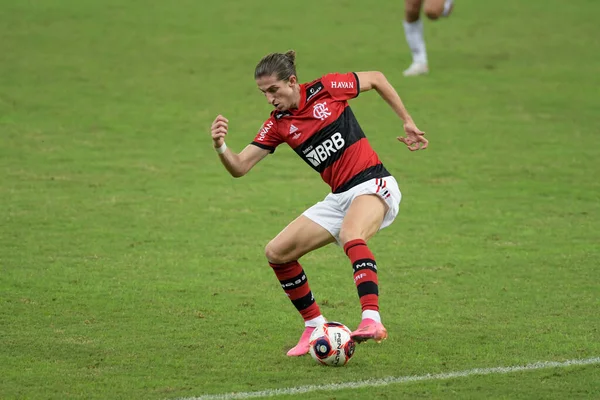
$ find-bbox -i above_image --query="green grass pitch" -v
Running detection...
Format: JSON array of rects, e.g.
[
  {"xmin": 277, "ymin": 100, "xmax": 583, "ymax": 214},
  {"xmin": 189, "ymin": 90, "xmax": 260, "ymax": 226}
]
[{"xmin": 1, "ymin": 0, "xmax": 599, "ymax": 399}]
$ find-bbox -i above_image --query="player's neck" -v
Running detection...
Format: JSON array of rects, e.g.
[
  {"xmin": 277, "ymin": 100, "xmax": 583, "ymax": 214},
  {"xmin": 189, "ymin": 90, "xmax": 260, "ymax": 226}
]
[{"xmin": 290, "ymin": 86, "xmax": 301, "ymax": 109}]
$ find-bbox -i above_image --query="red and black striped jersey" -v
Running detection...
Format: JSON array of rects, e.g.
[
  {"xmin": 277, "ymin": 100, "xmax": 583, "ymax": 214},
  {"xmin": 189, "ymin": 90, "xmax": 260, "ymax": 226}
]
[{"xmin": 251, "ymin": 72, "xmax": 390, "ymax": 193}]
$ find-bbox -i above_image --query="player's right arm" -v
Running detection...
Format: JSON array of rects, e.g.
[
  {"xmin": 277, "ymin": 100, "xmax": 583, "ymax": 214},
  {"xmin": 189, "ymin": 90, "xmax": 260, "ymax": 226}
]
[{"xmin": 211, "ymin": 115, "xmax": 270, "ymax": 178}]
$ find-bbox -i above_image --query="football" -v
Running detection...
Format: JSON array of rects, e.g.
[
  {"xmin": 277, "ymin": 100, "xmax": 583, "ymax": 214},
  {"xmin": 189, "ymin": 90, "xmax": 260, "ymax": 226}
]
[{"xmin": 308, "ymin": 322, "xmax": 356, "ymax": 366}]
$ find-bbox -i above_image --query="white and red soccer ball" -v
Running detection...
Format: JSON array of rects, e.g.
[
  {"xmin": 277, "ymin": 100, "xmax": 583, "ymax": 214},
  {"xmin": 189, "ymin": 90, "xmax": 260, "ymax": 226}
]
[{"xmin": 308, "ymin": 322, "xmax": 356, "ymax": 366}]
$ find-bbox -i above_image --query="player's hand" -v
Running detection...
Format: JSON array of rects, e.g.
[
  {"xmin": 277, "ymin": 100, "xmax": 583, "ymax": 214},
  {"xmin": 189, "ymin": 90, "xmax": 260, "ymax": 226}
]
[
  {"xmin": 397, "ymin": 121, "xmax": 428, "ymax": 151},
  {"xmin": 211, "ymin": 115, "xmax": 229, "ymax": 148}
]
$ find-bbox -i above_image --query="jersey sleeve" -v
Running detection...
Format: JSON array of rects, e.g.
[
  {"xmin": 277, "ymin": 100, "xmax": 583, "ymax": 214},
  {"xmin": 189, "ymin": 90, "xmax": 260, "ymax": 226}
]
[
  {"xmin": 251, "ymin": 116, "xmax": 282, "ymax": 153},
  {"xmin": 321, "ymin": 72, "xmax": 360, "ymax": 101}
]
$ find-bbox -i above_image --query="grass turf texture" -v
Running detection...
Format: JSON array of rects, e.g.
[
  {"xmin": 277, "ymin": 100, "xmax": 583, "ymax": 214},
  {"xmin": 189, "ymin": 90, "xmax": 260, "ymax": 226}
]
[{"xmin": 1, "ymin": 0, "xmax": 599, "ymax": 399}]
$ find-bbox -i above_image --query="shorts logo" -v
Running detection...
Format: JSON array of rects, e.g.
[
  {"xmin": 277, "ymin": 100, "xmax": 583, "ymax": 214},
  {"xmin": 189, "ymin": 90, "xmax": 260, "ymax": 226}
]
[
  {"xmin": 304, "ymin": 132, "xmax": 345, "ymax": 167},
  {"xmin": 375, "ymin": 178, "xmax": 391, "ymax": 199},
  {"xmin": 313, "ymin": 102, "xmax": 331, "ymax": 121}
]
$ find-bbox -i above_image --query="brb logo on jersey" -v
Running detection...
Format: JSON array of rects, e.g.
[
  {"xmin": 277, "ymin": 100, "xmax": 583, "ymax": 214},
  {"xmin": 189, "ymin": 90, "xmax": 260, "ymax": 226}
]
[
  {"xmin": 304, "ymin": 132, "xmax": 345, "ymax": 167},
  {"xmin": 313, "ymin": 102, "xmax": 331, "ymax": 121}
]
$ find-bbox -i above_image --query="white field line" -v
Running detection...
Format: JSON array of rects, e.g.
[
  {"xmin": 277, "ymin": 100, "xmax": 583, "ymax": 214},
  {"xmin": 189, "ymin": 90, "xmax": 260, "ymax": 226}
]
[{"xmin": 175, "ymin": 357, "xmax": 600, "ymax": 400}]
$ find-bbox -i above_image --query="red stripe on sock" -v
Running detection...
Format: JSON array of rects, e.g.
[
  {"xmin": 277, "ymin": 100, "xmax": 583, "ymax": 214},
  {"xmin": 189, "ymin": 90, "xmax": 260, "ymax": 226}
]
[
  {"xmin": 359, "ymin": 294, "xmax": 379, "ymax": 312},
  {"xmin": 285, "ymin": 283, "xmax": 310, "ymax": 301},
  {"xmin": 302, "ymin": 303, "xmax": 321, "ymax": 320},
  {"xmin": 354, "ymin": 269, "xmax": 378, "ymax": 285},
  {"xmin": 344, "ymin": 239, "xmax": 374, "ymax": 260},
  {"xmin": 269, "ymin": 261, "xmax": 301, "ymax": 280}
]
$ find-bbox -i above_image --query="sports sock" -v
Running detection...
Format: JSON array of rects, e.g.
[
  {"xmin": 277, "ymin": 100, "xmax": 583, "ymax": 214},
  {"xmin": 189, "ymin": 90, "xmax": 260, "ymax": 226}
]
[
  {"xmin": 305, "ymin": 315, "xmax": 326, "ymax": 328},
  {"xmin": 403, "ymin": 19, "xmax": 428, "ymax": 65},
  {"xmin": 443, "ymin": 0, "xmax": 454, "ymax": 17},
  {"xmin": 362, "ymin": 309, "xmax": 382, "ymax": 323},
  {"xmin": 343, "ymin": 239, "xmax": 380, "ymax": 313},
  {"xmin": 269, "ymin": 261, "xmax": 322, "ymax": 321}
]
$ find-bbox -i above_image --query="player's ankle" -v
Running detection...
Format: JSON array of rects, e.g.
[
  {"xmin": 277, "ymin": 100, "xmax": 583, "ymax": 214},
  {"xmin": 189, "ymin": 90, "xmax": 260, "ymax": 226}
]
[
  {"xmin": 305, "ymin": 315, "xmax": 326, "ymax": 327},
  {"xmin": 362, "ymin": 310, "xmax": 381, "ymax": 323}
]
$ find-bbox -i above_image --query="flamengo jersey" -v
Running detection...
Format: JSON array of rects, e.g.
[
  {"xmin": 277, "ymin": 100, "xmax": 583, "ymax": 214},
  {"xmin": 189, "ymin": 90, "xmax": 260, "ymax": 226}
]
[{"xmin": 251, "ymin": 72, "xmax": 390, "ymax": 193}]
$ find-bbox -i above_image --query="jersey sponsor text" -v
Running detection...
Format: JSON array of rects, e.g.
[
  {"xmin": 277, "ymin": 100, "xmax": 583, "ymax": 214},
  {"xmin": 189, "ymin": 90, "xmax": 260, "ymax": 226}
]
[
  {"xmin": 331, "ymin": 81, "xmax": 354, "ymax": 89},
  {"xmin": 303, "ymin": 132, "xmax": 345, "ymax": 167}
]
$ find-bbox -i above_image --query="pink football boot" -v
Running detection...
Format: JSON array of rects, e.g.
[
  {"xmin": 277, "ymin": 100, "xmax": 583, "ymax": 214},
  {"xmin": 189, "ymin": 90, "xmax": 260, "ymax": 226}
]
[
  {"xmin": 286, "ymin": 326, "xmax": 315, "ymax": 356},
  {"xmin": 350, "ymin": 318, "xmax": 388, "ymax": 343}
]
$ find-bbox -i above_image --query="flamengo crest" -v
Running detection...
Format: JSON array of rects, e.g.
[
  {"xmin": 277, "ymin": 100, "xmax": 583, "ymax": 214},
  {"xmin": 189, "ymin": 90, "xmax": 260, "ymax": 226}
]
[{"xmin": 313, "ymin": 102, "xmax": 331, "ymax": 121}]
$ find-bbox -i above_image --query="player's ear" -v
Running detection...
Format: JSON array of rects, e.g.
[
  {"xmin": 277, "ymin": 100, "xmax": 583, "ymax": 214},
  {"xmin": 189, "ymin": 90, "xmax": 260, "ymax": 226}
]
[{"xmin": 288, "ymin": 75, "xmax": 297, "ymax": 86}]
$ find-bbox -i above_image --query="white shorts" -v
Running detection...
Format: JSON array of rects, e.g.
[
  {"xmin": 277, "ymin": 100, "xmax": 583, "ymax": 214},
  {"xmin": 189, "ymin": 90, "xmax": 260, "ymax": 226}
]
[{"xmin": 303, "ymin": 176, "xmax": 402, "ymax": 244}]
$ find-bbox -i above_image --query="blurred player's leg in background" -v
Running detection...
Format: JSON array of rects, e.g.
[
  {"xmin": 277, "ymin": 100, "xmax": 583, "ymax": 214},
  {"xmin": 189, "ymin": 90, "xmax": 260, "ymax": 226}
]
[
  {"xmin": 442, "ymin": 0, "xmax": 454, "ymax": 16},
  {"xmin": 403, "ymin": 0, "xmax": 428, "ymax": 76},
  {"xmin": 402, "ymin": 0, "xmax": 454, "ymax": 76},
  {"xmin": 423, "ymin": 0, "xmax": 454, "ymax": 19}
]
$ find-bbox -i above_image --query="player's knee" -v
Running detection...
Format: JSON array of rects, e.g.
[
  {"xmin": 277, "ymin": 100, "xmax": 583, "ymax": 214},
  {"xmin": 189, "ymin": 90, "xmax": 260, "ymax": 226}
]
[
  {"xmin": 404, "ymin": 0, "xmax": 422, "ymax": 22},
  {"xmin": 424, "ymin": 5, "xmax": 443, "ymax": 20},
  {"xmin": 405, "ymin": 9, "xmax": 421, "ymax": 23},
  {"xmin": 265, "ymin": 240, "xmax": 290, "ymax": 264}
]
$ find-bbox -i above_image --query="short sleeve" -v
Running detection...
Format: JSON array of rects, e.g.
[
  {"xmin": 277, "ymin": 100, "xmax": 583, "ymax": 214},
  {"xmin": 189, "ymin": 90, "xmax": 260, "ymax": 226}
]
[
  {"xmin": 251, "ymin": 116, "xmax": 283, "ymax": 153},
  {"xmin": 321, "ymin": 72, "xmax": 360, "ymax": 101}
]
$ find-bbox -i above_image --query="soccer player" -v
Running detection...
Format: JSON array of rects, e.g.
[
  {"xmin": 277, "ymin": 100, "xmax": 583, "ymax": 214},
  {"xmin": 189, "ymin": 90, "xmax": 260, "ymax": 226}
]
[
  {"xmin": 210, "ymin": 50, "xmax": 428, "ymax": 356},
  {"xmin": 403, "ymin": 0, "xmax": 455, "ymax": 76}
]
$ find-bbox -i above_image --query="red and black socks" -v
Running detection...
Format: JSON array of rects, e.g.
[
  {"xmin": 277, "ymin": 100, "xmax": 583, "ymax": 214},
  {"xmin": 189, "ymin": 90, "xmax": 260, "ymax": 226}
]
[
  {"xmin": 344, "ymin": 239, "xmax": 381, "ymax": 321},
  {"xmin": 269, "ymin": 261, "xmax": 324, "ymax": 326}
]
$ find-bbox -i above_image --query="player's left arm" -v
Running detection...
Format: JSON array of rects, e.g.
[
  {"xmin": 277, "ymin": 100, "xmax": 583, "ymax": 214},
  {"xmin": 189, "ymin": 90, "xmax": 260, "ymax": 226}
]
[
  {"xmin": 355, "ymin": 71, "xmax": 428, "ymax": 151},
  {"xmin": 355, "ymin": 71, "xmax": 413, "ymax": 123}
]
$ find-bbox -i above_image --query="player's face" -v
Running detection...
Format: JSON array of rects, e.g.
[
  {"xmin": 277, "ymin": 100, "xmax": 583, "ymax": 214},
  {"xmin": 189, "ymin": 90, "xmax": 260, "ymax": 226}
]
[{"xmin": 256, "ymin": 74, "xmax": 299, "ymax": 111}]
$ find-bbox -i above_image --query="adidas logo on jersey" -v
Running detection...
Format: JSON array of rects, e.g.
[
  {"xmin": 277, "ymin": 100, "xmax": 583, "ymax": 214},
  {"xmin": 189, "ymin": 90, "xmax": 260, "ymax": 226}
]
[
  {"xmin": 289, "ymin": 124, "xmax": 302, "ymax": 139},
  {"xmin": 304, "ymin": 132, "xmax": 345, "ymax": 167}
]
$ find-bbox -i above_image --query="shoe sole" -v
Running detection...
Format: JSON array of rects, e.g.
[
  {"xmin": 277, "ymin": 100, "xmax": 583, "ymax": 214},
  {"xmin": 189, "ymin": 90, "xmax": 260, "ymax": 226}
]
[
  {"xmin": 403, "ymin": 70, "xmax": 429, "ymax": 77},
  {"xmin": 351, "ymin": 329, "xmax": 388, "ymax": 344},
  {"xmin": 286, "ymin": 350, "xmax": 309, "ymax": 357}
]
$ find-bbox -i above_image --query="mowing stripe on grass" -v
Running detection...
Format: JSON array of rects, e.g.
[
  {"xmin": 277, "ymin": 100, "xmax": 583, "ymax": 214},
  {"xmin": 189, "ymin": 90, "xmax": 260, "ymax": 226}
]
[{"xmin": 177, "ymin": 357, "xmax": 600, "ymax": 400}]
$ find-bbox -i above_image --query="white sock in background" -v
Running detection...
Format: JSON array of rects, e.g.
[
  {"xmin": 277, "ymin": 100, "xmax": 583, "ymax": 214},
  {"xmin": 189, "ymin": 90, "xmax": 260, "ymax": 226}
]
[
  {"xmin": 403, "ymin": 19, "xmax": 428, "ymax": 65},
  {"xmin": 443, "ymin": 0, "xmax": 454, "ymax": 17}
]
